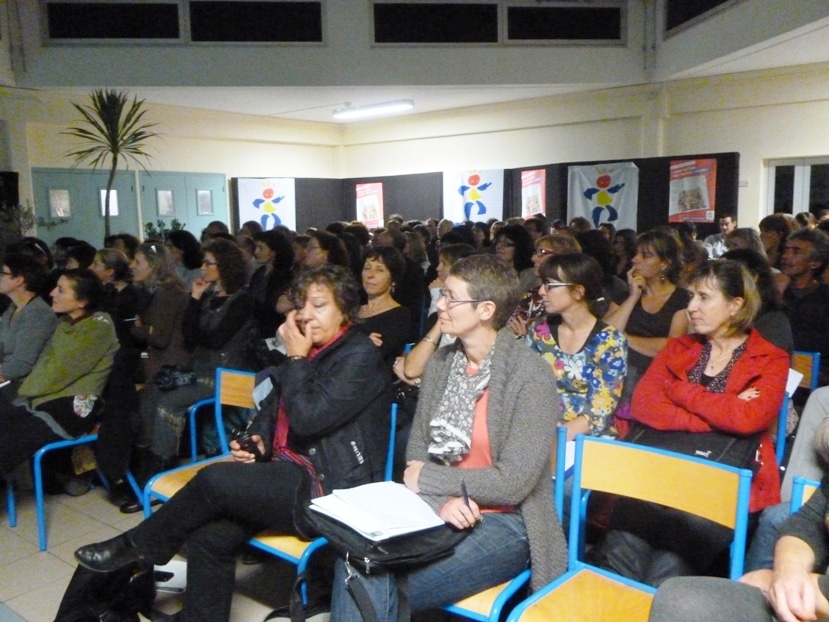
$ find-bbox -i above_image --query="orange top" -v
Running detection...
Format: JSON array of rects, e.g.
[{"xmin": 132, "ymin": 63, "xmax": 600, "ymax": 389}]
[{"xmin": 455, "ymin": 387, "xmax": 516, "ymax": 514}]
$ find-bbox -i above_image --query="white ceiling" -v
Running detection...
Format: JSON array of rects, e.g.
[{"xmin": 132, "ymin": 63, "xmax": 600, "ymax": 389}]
[{"xmin": 51, "ymin": 17, "xmax": 829, "ymax": 125}]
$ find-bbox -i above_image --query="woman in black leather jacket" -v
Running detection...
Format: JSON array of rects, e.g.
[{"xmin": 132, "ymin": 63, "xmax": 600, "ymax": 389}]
[{"xmin": 74, "ymin": 264, "xmax": 391, "ymax": 622}]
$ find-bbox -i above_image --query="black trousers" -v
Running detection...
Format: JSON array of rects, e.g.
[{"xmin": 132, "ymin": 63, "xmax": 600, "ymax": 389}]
[
  {"xmin": 0, "ymin": 402, "xmax": 65, "ymax": 478},
  {"xmin": 131, "ymin": 459, "xmax": 305, "ymax": 622}
]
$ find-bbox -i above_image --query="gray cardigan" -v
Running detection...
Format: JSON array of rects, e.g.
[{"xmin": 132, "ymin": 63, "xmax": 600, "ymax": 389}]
[
  {"xmin": 0, "ymin": 296, "xmax": 57, "ymax": 381},
  {"xmin": 408, "ymin": 328, "xmax": 568, "ymax": 591}
]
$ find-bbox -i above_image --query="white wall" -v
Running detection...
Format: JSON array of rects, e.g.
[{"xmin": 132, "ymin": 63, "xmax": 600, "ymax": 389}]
[{"xmin": 7, "ymin": 62, "xmax": 829, "ymax": 228}]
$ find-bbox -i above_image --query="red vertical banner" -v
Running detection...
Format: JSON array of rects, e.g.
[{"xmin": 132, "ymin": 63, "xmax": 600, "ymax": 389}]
[
  {"xmin": 356, "ymin": 183, "xmax": 384, "ymax": 229},
  {"xmin": 668, "ymin": 159, "xmax": 717, "ymax": 223},
  {"xmin": 521, "ymin": 169, "xmax": 546, "ymax": 217}
]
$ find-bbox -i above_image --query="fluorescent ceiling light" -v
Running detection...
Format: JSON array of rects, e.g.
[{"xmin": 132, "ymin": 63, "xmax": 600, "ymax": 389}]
[{"xmin": 332, "ymin": 99, "xmax": 414, "ymax": 121}]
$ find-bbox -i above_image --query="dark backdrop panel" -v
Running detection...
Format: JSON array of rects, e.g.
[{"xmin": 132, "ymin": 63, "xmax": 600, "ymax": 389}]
[
  {"xmin": 511, "ymin": 152, "xmax": 739, "ymax": 237},
  {"xmin": 0, "ymin": 172, "xmax": 19, "ymax": 207},
  {"xmin": 295, "ymin": 178, "xmax": 344, "ymax": 231},
  {"xmin": 342, "ymin": 173, "xmax": 443, "ymax": 223}
]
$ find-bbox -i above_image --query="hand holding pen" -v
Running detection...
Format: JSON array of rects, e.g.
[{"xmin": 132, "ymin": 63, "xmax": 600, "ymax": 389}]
[{"xmin": 439, "ymin": 479, "xmax": 481, "ymax": 530}]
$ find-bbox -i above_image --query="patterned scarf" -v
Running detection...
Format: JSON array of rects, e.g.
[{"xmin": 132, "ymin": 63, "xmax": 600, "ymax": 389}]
[
  {"xmin": 272, "ymin": 324, "xmax": 351, "ymax": 497},
  {"xmin": 428, "ymin": 345, "xmax": 494, "ymax": 464}
]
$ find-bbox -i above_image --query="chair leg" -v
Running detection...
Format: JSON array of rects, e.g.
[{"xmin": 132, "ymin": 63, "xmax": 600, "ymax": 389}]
[
  {"xmin": 33, "ymin": 449, "xmax": 49, "ymax": 551},
  {"xmin": 5, "ymin": 474, "xmax": 16, "ymax": 528}
]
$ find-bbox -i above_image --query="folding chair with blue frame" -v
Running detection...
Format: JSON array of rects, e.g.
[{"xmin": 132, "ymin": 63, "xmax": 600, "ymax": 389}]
[
  {"xmin": 6, "ymin": 431, "xmax": 142, "ymax": 550},
  {"xmin": 143, "ymin": 369, "xmax": 399, "ymax": 605},
  {"xmin": 439, "ymin": 426, "xmax": 570, "ymax": 622},
  {"xmin": 789, "ymin": 475, "xmax": 820, "ymax": 513},
  {"xmin": 506, "ymin": 435, "xmax": 754, "ymax": 622}
]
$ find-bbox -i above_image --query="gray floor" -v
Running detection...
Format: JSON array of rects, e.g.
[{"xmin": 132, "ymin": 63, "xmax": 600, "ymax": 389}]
[{"xmin": 0, "ymin": 471, "xmax": 298, "ymax": 621}]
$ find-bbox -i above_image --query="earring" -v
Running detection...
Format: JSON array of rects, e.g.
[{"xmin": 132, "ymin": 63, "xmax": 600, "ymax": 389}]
[{"xmin": 659, "ymin": 271, "xmax": 666, "ymax": 283}]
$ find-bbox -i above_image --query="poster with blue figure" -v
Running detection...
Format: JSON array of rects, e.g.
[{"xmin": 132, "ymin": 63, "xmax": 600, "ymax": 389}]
[
  {"xmin": 568, "ymin": 163, "xmax": 638, "ymax": 231},
  {"xmin": 236, "ymin": 177, "xmax": 297, "ymax": 232},
  {"xmin": 442, "ymin": 169, "xmax": 504, "ymax": 224}
]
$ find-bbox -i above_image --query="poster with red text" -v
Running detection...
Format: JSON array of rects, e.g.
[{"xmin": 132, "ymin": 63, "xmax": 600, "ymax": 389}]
[
  {"xmin": 356, "ymin": 183, "xmax": 384, "ymax": 229},
  {"xmin": 668, "ymin": 159, "xmax": 717, "ymax": 223},
  {"xmin": 521, "ymin": 169, "xmax": 546, "ymax": 216}
]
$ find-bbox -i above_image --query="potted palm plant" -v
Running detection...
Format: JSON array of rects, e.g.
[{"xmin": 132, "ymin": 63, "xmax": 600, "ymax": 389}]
[{"xmin": 64, "ymin": 89, "xmax": 159, "ymax": 238}]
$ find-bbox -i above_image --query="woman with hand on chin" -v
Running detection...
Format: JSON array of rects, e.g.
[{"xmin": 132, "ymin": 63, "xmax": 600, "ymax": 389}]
[
  {"xmin": 330, "ymin": 255, "xmax": 567, "ymax": 622},
  {"xmin": 74, "ymin": 265, "xmax": 390, "ymax": 622},
  {"xmin": 125, "ymin": 238, "xmax": 253, "ymax": 500},
  {"xmin": 604, "ymin": 230, "xmax": 690, "ymax": 424}
]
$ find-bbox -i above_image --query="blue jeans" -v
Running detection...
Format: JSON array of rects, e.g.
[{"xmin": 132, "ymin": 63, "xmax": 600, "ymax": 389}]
[
  {"xmin": 329, "ymin": 512, "xmax": 530, "ymax": 622},
  {"xmin": 744, "ymin": 502, "xmax": 790, "ymax": 572}
]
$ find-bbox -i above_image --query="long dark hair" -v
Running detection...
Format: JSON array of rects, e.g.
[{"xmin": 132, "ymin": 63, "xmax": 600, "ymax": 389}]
[{"xmin": 203, "ymin": 238, "xmax": 248, "ymax": 294}]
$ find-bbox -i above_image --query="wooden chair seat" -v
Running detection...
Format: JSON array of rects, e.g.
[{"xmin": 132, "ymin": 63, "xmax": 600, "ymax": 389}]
[
  {"xmin": 147, "ymin": 456, "xmax": 232, "ymax": 502},
  {"xmin": 251, "ymin": 532, "xmax": 317, "ymax": 559},
  {"xmin": 513, "ymin": 569, "xmax": 652, "ymax": 622},
  {"xmin": 450, "ymin": 580, "xmax": 515, "ymax": 617}
]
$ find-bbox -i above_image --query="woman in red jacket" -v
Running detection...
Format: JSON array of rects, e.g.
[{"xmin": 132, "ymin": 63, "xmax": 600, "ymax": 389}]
[{"xmin": 597, "ymin": 259, "xmax": 789, "ymax": 586}]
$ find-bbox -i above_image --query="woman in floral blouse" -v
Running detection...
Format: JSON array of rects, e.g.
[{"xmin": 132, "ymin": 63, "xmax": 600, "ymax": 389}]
[{"xmin": 528, "ymin": 253, "xmax": 627, "ymax": 439}]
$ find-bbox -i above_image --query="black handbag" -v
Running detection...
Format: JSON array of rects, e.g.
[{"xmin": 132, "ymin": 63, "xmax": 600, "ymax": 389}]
[
  {"xmin": 624, "ymin": 422, "xmax": 762, "ymax": 472},
  {"xmin": 297, "ymin": 501, "xmax": 469, "ymax": 575},
  {"xmin": 54, "ymin": 561, "xmax": 155, "ymax": 622},
  {"xmin": 295, "ymin": 501, "xmax": 470, "ymax": 622},
  {"xmin": 606, "ymin": 422, "xmax": 763, "ymax": 575}
]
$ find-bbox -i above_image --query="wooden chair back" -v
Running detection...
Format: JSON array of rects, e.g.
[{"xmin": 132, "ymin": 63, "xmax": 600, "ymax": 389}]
[
  {"xmin": 792, "ymin": 351, "xmax": 821, "ymax": 391},
  {"xmin": 216, "ymin": 368, "xmax": 256, "ymax": 409},
  {"xmin": 571, "ymin": 436, "xmax": 753, "ymax": 578}
]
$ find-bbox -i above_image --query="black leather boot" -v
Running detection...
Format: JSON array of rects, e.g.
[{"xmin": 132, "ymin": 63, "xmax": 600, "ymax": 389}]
[
  {"xmin": 119, "ymin": 453, "xmax": 176, "ymax": 514},
  {"xmin": 74, "ymin": 532, "xmax": 146, "ymax": 573}
]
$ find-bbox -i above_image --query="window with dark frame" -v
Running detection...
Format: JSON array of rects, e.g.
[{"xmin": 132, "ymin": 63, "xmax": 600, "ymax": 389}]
[
  {"xmin": 46, "ymin": 2, "xmax": 180, "ymax": 40},
  {"xmin": 189, "ymin": 1, "xmax": 323, "ymax": 43},
  {"xmin": 506, "ymin": 5, "xmax": 622, "ymax": 42},
  {"xmin": 373, "ymin": 3, "xmax": 498, "ymax": 44},
  {"xmin": 665, "ymin": 0, "xmax": 735, "ymax": 33}
]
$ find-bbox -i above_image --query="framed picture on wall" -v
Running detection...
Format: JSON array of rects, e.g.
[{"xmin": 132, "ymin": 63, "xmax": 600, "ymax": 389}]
[
  {"xmin": 99, "ymin": 189, "xmax": 119, "ymax": 217},
  {"xmin": 197, "ymin": 189, "xmax": 213, "ymax": 215},
  {"xmin": 49, "ymin": 189, "xmax": 71, "ymax": 218},
  {"xmin": 157, "ymin": 189, "xmax": 175, "ymax": 216}
]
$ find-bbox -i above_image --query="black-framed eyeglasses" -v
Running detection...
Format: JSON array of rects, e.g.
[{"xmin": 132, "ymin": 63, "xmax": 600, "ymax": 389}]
[
  {"xmin": 535, "ymin": 248, "xmax": 555, "ymax": 257},
  {"xmin": 0, "ymin": 270, "xmax": 13, "ymax": 278},
  {"xmin": 543, "ymin": 280, "xmax": 574, "ymax": 291},
  {"xmin": 201, "ymin": 260, "xmax": 218, "ymax": 267},
  {"xmin": 438, "ymin": 288, "xmax": 481, "ymax": 306}
]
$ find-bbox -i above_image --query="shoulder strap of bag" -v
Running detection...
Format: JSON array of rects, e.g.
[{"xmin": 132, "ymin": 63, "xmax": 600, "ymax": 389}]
[{"xmin": 343, "ymin": 556, "xmax": 410, "ymax": 622}]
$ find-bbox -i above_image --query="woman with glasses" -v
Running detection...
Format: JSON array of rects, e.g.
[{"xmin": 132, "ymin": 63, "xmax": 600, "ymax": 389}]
[
  {"xmin": 493, "ymin": 223, "xmax": 537, "ymax": 292},
  {"xmin": 0, "ymin": 253, "xmax": 57, "ymax": 391},
  {"xmin": 528, "ymin": 253, "xmax": 627, "ymax": 440},
  {"xmin": 507, "ymin": 233, "xmax": 582, "ymax": 338},
  {"xmin": 124, "ymin": 239, "xmax": 253, "ymax": 509},
  {"xmin": 0, "ymin": 269, "xmax": 118, "ymax": 480},
  {"xmin": 330, "ymin": 254, "xmax": 567, "ymax": 622}
]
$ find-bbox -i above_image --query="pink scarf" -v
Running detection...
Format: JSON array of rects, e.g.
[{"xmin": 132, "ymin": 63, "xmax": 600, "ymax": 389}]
[{"xmin": 271, "ymin": 324, "xmax": 351, "ymax": 496}]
